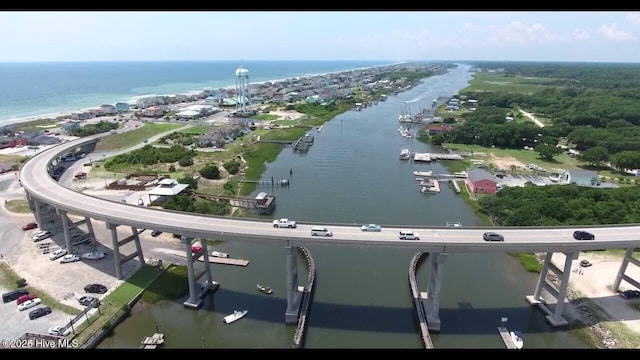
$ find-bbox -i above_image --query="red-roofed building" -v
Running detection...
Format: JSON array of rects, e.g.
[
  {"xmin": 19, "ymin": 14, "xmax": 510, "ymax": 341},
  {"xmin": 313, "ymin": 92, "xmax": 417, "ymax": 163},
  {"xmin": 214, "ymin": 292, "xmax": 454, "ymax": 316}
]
[{"xmin": 427, "ymin": 125, "xmax": 454, "ymax": 135}]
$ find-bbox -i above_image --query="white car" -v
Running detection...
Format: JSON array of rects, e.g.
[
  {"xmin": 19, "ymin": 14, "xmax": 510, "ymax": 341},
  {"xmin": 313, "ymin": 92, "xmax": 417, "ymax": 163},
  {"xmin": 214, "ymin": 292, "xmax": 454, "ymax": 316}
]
[
  {"xmin": 31, "ymin": 231, "xmax": 52, "ymax": 242},
  {"xmin": 48, "ymin": 326, "xmax": 71, "ymax": 336},
  {"xmin": 49, "ymin": 248, "xmax": 67, "ymax": 261},
  {"xmin": 82, "ymin": 251, "xmax": 106, "ymax": 260},
  {"xmin": 18, "ymin": 298, "xmax": 41, "ymax": 311},
  {"xmin": 60, "ymin": 254, "xmax": 80, "ymax": 263}
]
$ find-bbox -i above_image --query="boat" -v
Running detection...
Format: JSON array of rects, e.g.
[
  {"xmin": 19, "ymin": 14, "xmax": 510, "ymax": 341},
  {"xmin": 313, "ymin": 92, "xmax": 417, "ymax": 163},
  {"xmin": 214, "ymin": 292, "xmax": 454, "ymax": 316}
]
[
  {"xmin": 413, "ymin": 170, "xmax": 433, "ymax": 177},
  {"xmin": 420, "ymin": 186, "xmax": 438, "ymax": 194},
  {"xmin": 400, "ymin": 149, "xmax": 411, "ymax": 160},
  {"xmin": 510, "ymin": 330, "xmax": 524, "ymax": 349},
  {"xmin": 257, "ymin": 284, "xmax": 273, "ymax": 294},
  {"xmin": 211, "ymin": 251, "xmax": 229, "ymax": 258},
  {"xmin": 223, "ymin": 310, "xmax": 248, "ymax": 324}
]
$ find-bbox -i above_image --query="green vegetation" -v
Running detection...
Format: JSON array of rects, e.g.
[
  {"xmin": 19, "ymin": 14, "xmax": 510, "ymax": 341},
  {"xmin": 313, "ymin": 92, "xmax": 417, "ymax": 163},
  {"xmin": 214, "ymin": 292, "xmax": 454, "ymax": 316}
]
[
  {"xmin": 0, "ymin": 154, "xmax": 28, "ymax": 164},
  {"xmin": 250, "ymin": 114, "xmax": 279, "ymax": 121},
  {"xmin": 141, "ymin": 265, "xmax": 189, "ymax": 303},
  {"xmin": 199, "ymin": 164, "xmax": 220, "ymax": 179},
  {"xmin": 479, "ymin": 185, "xmax": 640, "ymax": 226},
  {"xmin": 69, "ymin": 120, "xmax": 118, "ymax": 137},
  {"xmin": 163, "ymin": 194, "xmax": 230, "ymax": 216},
  {"xmin": 461, "ymin": 71, "xmax": 558, "ymax": 94},
  {"xmin": 223, "ymin": 160, "xmax": 241, "ymax": 175},
  {"xmin": 14, "ymin": 118, "xmax": 58, "ymax": 132},
  {"xmin": 94, "ymin": 123, "xmax": 184, "ymax": 151},
  {"xmin": 4, "ymin": 199, "xmax": 31, "ymax": 213},
  {"xmin": 0, "ymin": 263, "xmax": 80, "ymax": 315},
  {"xmin": 511, "ymin": 253, "xmax": 542, "ymax": 273},
  {"xmin": 104, "ymin": 145, "xmax": 195, "ymax": 172}
]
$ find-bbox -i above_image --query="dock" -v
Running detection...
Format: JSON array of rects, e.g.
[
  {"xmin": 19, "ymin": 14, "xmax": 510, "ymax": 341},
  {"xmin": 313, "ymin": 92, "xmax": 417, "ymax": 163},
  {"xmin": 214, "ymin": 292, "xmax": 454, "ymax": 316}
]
[
  {"xmin": 497, "ymin": 327, "xmax": 518, "ymax": 349},
  {"xmin": 197, "ymin": 256, "xmax": 249, "ymax": 267},
  {"xmin": 141, "ymin": 333, "xmax": 164, "ymax": 349},
  {"xmin": 450, "ymin": 179, "xmax": 461, "ymax": 193}
]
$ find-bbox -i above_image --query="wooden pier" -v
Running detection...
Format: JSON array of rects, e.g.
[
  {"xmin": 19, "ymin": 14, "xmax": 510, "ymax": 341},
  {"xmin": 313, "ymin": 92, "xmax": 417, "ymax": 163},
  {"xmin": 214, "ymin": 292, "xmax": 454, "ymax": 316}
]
[
  {"xmin": 198, "ymin": 256, "xmax": 249, "ymax": 267},
  {"xmin": 450, "ymin": 179, "xmax": 461, "ymax": 193},
  {"xmin": 141, "ymin": 333, "xmax": 164, "ymax": 349},
  {"xmin": 497, "ymin": 327, "xmax": 518, "ymax": 349}
]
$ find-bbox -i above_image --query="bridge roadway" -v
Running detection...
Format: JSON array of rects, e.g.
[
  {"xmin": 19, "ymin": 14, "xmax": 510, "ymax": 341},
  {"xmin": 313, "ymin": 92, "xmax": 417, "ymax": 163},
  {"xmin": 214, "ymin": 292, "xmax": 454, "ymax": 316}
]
[{"xmin": 19, "ymin": 135, "xmax": 640, "ymax": 253}]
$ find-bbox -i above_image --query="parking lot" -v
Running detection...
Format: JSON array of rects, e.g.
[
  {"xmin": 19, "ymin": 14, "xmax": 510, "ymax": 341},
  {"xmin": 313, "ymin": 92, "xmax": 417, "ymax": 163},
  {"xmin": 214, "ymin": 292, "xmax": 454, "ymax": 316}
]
[
  {"xmin": 0, "ymin": 285, "xmax": 79, "ymax": 341},
  {"xmin": 496, "ymin": 173, "xmax": 557, "ymax": 188}
]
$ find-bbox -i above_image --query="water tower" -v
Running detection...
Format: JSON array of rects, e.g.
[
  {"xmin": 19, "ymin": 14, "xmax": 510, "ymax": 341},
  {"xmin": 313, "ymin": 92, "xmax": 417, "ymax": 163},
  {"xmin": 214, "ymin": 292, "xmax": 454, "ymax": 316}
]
[{"xmin": 235, "ymin": 65, "xmax": 251, "ymax": 114}]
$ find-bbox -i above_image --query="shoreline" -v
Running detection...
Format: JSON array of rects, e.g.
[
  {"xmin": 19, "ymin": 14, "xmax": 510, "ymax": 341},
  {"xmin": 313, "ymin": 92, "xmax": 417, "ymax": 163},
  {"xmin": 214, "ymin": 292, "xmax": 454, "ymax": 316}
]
[{"xmin": 0, "ymin": 61, "xmax": 400, "ymax": 127}]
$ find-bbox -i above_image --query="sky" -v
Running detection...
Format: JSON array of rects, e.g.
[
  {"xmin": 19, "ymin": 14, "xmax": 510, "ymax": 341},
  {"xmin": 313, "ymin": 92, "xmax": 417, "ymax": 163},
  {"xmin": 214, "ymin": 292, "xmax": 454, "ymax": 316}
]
[{"xmin": 1, "ymin": 11, "xmax": 640, "ymax": 62}]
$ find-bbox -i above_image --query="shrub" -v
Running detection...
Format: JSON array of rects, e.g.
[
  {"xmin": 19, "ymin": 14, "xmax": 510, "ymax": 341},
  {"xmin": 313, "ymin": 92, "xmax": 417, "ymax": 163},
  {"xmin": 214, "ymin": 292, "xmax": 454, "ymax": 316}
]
[{"xmin": 16, "ymin": 278, "xmax": 27, "ymax": 287}]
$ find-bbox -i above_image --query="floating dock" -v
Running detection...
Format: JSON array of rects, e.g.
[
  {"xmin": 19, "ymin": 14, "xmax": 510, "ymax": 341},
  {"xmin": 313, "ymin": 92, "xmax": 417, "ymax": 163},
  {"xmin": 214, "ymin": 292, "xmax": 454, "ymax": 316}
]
[
  {"xmin": 141, "ymin": 333, "xmax": 164, "ymax": 349},
  {"xmin": 198, "ymin": 256, "xmax": 249, "ymax": 267},
  {"xmin": 497, "ymin": 327, "xmax": 518, "ymax": 349}
]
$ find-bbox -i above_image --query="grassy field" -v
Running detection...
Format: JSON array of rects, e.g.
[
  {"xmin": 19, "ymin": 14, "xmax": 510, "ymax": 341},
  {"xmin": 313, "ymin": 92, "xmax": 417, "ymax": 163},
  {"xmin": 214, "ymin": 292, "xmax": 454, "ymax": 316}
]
[
  {"xmin": 0, "ymin": 154, "xmax": 28, "ymax": 163},
  {"xmin": 251, "ymin": 114, "xmax": 279, "ymax": 121},
  {"xmin": 94, "ymin": 123, "xmax": 184, "ymax": 151},
  {"xmin": 177, "ymin": 125, "xmax": 215, "ymax": 134},
  {"xmin": 461, "ymin": 72, "xmax": 559, "ymax": 94},
  {"xmin": 141, "ymin": 265, "xmax": 188, "ymax": 303},
  {"xmin": 5, "ymin": 199, "xmax": 31, "ymax": 213}
]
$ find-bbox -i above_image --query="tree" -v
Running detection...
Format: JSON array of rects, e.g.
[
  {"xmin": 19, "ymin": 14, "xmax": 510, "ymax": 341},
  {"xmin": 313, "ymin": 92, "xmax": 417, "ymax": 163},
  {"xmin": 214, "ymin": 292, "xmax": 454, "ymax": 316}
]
[
  {"xmin": 535, "ymin": 144, "xmax": 563, "ymax": 161},
  {"xmin": 223, "ymin": 160, "xmax": 241, "ymax": 175},
  {"xmin": 199, "ymin": 164, "xmax": 220, "ymax": 180},
  {"xmin": 178, "ymin": 175, "xmax": 198, "ymax": 191},
  {"xmin": 579, "ymin": 146, "xmax": 609, "ymax": 167}
]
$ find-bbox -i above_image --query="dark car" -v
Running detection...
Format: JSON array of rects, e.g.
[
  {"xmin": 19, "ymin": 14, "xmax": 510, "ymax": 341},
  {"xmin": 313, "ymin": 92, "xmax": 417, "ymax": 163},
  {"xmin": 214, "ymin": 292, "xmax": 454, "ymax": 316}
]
[
  {"xmin": 28, "ymin": 306, "xmax": 52, "ymax": 320},
  {"xmin": 151, "ymin": 230, "xmax": 163, "ymax": 237},
  {"xmin": 84, "ymin": 284, "xmax": 107, "ymax": 294},
  {"xmin": 620, "ymin": 290, "xmax": 640, "ymax": 299},
  {"xmin": 573, "ymin": 231, "xmax": 595, "ymax": 240},
  {"xmin": 78, "ymin": 296, "xmax": 99, "ymax": 307},
  {"xmin": 2, "ymin": 289, "xmax": 29, "ymax": 303},
  {"xmin": 483, "ymin": 232, "xmax": 504, "ymax": 242}
]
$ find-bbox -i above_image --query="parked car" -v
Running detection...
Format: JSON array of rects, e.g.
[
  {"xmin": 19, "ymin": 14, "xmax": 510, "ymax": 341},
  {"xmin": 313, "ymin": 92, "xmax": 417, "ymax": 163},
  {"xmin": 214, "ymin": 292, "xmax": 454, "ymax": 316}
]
[
  {"xmin": 48, "ymin": 325, "xmax": 71, "ymax": 336},
  {"xmin": 151, "ymin": 230, "xmax": 163, "ymax": 237},
  {"xmin": 78, "ymin": 296, "xmax": 99, "ymax": 307},
  {"xmin": 49, "ymin": 248, "xmax": 67, "ymax": 261},
  {"xmin": 29, "ymin": 306, "xmax": 52, "ymax": 320},
  {"xmin": 84, "ymin": 284, "xmax": 107, "ymax": 294},
  {"xmin": 483, "ymin": 232, "xmax": 504, "ymax": 242},
  {"xmin": 22, "ymin": 222, "xmax": 38, "ymax": 231},
  {"xmin": 136, "ymin": 228, "xmax": 145, "ymax": 234},
  {"xmin": 18, "ymin": 298, "xmax": 42, "ymax": 311},
  {"xmin": 580, "ymin": 259, "xmax": 592, "ymax": 268},
  {"xmin": 60, "ymin": 254, "xmax": 81, "ymax": 264},
  {"xmin": 81, "ymin": 251, "xmax": 106, "ymax": 260},
  {"xmin": 573, "ymin": 231, "xmax": 595, "ymax": 240},
  {"xmin": 2, "ymin": 289, "xmax": 29, "ymax": 303},
  {"xmin": 16, "ymin": 294, "xmax": 36, "ymax": 305},
  {"xmin": 191, "ymin": 245, "xmax": 202, "ymax": 253},
  {"xmin": 31, "ymin": 231, "xmax": 52, "ymax": 242},
  {"xmin": 360, "ymin": 224, "xmax": 382, "ymax": 232},
  {"xmin": 620, "ymin": 290, "xmax": 640, "ymax": 299}
]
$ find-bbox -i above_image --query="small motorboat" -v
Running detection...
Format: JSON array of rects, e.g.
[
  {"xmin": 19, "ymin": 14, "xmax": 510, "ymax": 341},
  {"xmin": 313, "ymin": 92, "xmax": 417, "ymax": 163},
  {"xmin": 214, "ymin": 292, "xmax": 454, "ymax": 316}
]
[
  {"xmin": 257, "ymin": 284, "xmax": 273, "ymax": 294},
  {"xmin": 510, "ymin": 330, "xmax": 524, "ymax": 349},
  {"xmin": 223, "ymin": 310, "xmax": 248, "ymax": 324},
  {"xmin": 211, "ymin": 251, "xmax": 229, "ymax": 258}
]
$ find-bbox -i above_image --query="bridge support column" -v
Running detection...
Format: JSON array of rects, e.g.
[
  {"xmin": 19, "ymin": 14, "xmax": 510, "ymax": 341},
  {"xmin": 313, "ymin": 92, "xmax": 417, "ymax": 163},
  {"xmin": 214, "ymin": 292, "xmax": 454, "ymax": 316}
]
[
  {"xmin": 108, "ymin": 224, "xmax": 123, "ymax": 280},
  {"xmin": 285, "ymin": 246, "xmax": 303, "ymax": 324},
  {"xmin": 85, "ymin": 217, "xmax": 97, "ymax": 244},
  {"xmin": 128, "ymin": 226, "xmax": 145, "ymax": 265},
  {"xmin": 182, "ymin": 236, "xmax": 215, "ymax": 309},
  {"xmin": 58, "ymin": 210, "xmax": 73, "ymax": 254},
  {"xmin": 526, "ymin": 252, "xmax": 576, "ymax": 327},
  {"xmin": 30, "ymin": 196, "xmax": 44, "ymax": 228},
  {"xmin": 613, "ymin": 248, "xmax": 640, "ymax": 292},
  {"xmin": 424, "ymin": 252, "xmax": 447, "ymax": 332}
]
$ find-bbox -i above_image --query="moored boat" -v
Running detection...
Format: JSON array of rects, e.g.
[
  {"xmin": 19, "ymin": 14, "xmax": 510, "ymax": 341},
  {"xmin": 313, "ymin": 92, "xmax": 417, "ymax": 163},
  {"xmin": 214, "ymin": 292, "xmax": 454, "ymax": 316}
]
[
  {"xmin": 413, "ymin": 170, "xmax": 432, "ymax": 177},
  {"xmin": 223, "ymin": 310, "xmax": 248, "ymax": 324},
  {"xmin": 510, "ymin": 330, "xmax": 524, "ymax": 349},
  {"xmin": 400, "ymin": 149, "xmax": 411, "ymax": 160},
  {"xmin": 211, "ymin": 251, "xmax": 230, "ymax": 258},
  {"xmin": 257, "ymin": 284, "xmax": 273, "ymax": 294}
]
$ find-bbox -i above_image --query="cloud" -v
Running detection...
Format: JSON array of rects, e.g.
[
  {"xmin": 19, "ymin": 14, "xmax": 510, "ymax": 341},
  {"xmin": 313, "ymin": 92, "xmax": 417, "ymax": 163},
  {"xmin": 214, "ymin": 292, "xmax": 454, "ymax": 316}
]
[
  {"xmin": 572, "ymin": 28, "xmax": 590, "ymax": 40},
  {"xmin": 627, "ymin": 12, "xmax": 640, "ymax": 25},
  {"xmin": 487, "ymin": 21, "xmax": 557, "ymax": 45},
  {"xmin": 597, "ymin": 23, "xmax": 636, "ymax": 42}
]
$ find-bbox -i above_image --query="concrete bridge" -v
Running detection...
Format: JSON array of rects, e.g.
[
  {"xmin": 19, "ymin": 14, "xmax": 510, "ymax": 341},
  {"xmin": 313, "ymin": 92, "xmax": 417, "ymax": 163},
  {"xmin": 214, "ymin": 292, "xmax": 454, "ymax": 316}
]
[{"xmin": 18, "ymin": 134, "xmax": 640, "ymax": 334}]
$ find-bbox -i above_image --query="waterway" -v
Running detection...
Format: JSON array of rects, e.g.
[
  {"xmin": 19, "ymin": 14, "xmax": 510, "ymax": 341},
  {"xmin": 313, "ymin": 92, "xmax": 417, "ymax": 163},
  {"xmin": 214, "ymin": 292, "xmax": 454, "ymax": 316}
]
[{"xmin": 98, "ymin": 63, "xmax": 589, "ymax": 349}]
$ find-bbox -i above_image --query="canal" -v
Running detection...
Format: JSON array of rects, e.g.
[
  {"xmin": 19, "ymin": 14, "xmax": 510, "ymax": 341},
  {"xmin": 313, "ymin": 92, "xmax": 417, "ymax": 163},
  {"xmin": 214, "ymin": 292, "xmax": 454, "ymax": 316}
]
[{"xmin": 98, "ymin": 64, "xmax": 588, "ymax": 349}]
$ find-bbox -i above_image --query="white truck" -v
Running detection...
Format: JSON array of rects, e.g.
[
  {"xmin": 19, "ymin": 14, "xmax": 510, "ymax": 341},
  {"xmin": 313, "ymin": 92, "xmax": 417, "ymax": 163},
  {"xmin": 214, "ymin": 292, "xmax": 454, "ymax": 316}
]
[{"xmin": 273, "ymin": 218, "xmax": 297, "ymax": 228}]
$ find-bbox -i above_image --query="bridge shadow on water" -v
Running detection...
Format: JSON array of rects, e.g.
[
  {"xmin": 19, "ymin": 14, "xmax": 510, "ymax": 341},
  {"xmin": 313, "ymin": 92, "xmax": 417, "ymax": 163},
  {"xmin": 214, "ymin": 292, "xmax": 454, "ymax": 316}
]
[{"xmin": 166, "ymin": 288, "xmax": 637, "ymax": 336}]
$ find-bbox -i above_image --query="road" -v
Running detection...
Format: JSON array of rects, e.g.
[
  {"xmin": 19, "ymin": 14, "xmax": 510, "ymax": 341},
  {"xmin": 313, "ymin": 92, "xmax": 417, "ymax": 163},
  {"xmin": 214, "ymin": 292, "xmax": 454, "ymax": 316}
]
[
  {"xmin": 519, "ymin": 109, "xmax": 545, "ymax": 128},
  {"xmin": 18, "ymin": 135, "xmax": 640, "ymax": 254}
]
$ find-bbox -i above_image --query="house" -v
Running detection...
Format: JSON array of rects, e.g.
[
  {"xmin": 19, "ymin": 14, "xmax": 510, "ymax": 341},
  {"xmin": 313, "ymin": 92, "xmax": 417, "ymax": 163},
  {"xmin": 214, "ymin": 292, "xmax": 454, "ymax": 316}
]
[
  {"xmin": 562, "ymin": 169, "xmax": 600, "ymax": 187},
  {"xmin": 427, "ymin": 125, "xmax": 454, "ymax": 135},
  {"xmin": 100, "ymin": 104, "xmax": 117, "ymax": 115},
  {"xmin": 115, "ymin": 102, "xmax": 130, "ymax": 113},
  {"xmin": 465, "ymin": 168, "xmax": 497, "ymax": 195}
]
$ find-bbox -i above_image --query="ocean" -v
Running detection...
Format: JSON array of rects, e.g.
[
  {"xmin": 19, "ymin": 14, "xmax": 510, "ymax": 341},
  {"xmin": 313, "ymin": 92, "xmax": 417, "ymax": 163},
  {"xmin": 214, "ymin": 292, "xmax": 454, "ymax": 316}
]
[{"xmin": 0, "ymin": 60, "xmax": 397, "ymax": 123}]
